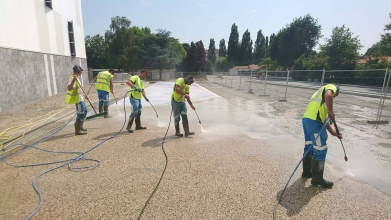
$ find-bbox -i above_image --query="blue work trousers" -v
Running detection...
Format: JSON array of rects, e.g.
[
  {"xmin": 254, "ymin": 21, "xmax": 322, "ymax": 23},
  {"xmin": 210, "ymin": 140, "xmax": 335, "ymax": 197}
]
[
  {"xmin": 97, "ymin": 90, "xmax": 109, "ymax": 107},
  {"xmin": 129, "ymin": 97, "xmax": 142, "ymax": 119},
  {"xmin": 302, "ymin": 118, "xmax": 328, "ymax": 161},
  {"xmin": 171, "ymin": 100, "xmax": 188, "ymax": 123},
  {"xmin": 75, "ymin": 101, "xmax": 87, "ymax": 122}
]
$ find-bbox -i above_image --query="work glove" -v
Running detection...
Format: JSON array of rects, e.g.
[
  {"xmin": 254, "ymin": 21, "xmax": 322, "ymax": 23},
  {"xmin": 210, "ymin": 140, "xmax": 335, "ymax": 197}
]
[
  {"xmin": 135, "ymin": 86, "xmax": 141, "ymax": 92},
  {"xmin": 190, "ymin": 105, "xmax": 196, "ymax": 110},
  {"xmin": 145, "ymin": 97, "xmax": 150, "ymax": 102}
]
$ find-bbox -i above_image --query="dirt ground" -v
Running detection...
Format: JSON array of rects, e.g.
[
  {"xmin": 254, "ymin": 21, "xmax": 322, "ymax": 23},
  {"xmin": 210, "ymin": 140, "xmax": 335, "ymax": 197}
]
[{"xmin": 1, "ymin": 76, "xmax": 391, "ymax": 219}]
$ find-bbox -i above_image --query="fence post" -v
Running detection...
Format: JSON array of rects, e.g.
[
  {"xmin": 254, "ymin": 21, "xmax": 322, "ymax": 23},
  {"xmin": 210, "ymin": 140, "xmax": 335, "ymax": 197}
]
[
  {"xmin": 229, "ymin": 75, "xmax": 233, "ymax": 88},
  {"xmin": 321, "ymin": 69, "xmax": 325, "ymax": 86},
  {"xmin": 260, "ymin": 70, "xmax": 269, "ymax": 96},
  {"xmin": 279, "ymin": 70, "xmax": 289, "ymax": 101},
  {"xmin": 248, "ymin": 71, "xmax": 252, "ymax": 93},
  {"xmin": 225, "ymin": 73, "xmax": 228, "ymax": 86},
  {"xmin": 237, "ymin": 74, "xmax": 243, "ymax": 90},
  {"xmin": 376, "ymin": 68, "xmax": 391, "ymax": 127},
  {"xmin": 372, "ymin": 67, "xmax": 389, "ymax": 124}
]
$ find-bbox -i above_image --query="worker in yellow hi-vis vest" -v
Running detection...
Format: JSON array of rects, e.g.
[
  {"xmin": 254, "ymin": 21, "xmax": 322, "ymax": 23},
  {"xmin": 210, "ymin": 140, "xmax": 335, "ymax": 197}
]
[
  {"xmin": 66, "ymin": 65, "xmax": 89, "ymax": 135},
  {"xmin": 125, "ymin": 69, "xmax": 149, "ymax": 133},
  {"xmin": 302, "ymin": 83, "xmax": 343, "ymax": 188},
  {"xmin": 93, "ymin": 69, "xmax": 114, "ymax": 118}
]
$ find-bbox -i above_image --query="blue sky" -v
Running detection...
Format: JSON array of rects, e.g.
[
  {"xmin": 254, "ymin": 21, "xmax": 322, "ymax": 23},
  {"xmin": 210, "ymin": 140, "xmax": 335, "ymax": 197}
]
[{"xmin": 81, "ymin": 0, "xmax": 391, "ymax": 54}]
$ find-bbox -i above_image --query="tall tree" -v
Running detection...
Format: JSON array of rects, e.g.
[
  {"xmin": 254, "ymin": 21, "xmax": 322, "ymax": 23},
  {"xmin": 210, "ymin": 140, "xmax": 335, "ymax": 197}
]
[
  {"xmin": 215, "ymin": 57, "xmax": 227, "ymax": 72},
  {"xmin": 207, "ymin": 38, "xmax": 217, "ymax": 64},
  {"xmin": 265, "ymin": 36, "xmax": 269, "ymax": 57},
  {"xmin": 274, "ymin": 15, "xmax": 322, "ymax": 67},
  {"xmin": 320, "ymin": 25, "xmax": 362, "ymax": 70},
  {"xmin": 182, "ymin": 41, "xmax": 206, "ymax": 72},
  {"xmin": 182, "ymin": 43, "xmax": 191, "ymax": 53},
  {"xmin": 227, "ymin": 23, "xmax": 240, "ymax": 68},
  {"xmin": 365, "ymin": 13, "xmax": 391, "ymax": 57},
  {"xmin": 105, "ymin": 16, "xmax": 132, "ymax": 70},
  {"xmin": 239, "ymin": 29, "xmax": 253, "ymax": 65},
  {"xmin": 140, "ymin": 29, "xmax": 180, "ymax": 79},
  {"xmin": 253, "ymin": 30, "xmax": 266, "ymax": 64},
  {"xmin": 85, "ymin": 34, "xmax": 109, "ymax": 68},
  {"xmin": 219, "ymin": 39, "xmax": 227, "ymax": 57}
]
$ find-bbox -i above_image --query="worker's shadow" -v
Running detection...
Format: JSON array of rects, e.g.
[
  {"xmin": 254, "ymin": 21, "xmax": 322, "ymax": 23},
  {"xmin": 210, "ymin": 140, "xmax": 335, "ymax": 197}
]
[
  {"xmin": 92, "ymin": 131, "xmax": 126, "ymax": 140},
  {"xmin": 276, "ymin": 178, "xmax": 325, "ymax": 217},
  {"xmin": 141, "ymin": 135, "xmax": 180, "ymax": 148}
]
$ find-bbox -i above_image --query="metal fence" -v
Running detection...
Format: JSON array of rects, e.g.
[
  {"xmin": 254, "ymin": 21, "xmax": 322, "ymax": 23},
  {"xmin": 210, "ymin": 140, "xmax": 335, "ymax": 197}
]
[{"xmin": 212, "ymin": 69, "xmax": 391, "ymax": 124}]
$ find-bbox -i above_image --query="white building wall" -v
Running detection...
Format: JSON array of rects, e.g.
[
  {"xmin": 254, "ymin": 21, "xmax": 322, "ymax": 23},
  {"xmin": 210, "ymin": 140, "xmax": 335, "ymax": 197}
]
[
  {"xmin": 0, "ymin": 0, "xmax": 86, "ymax": 58},
  {"xmin": 230, "ymin": 68, "xmax": 239, "ymax": 76}
]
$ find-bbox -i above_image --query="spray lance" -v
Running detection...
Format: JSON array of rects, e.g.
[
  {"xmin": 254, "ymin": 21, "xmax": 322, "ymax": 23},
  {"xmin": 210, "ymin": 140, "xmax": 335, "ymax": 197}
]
[{"xmin": 330, "ymin": 119, "xmax": 348, "ymax": 162}]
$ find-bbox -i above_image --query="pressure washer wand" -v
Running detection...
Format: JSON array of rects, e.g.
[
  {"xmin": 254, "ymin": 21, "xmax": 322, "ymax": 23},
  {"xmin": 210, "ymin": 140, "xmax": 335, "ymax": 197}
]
[
  {"xmin": 331, "ymin": 119, "xmax": 348, "ymax": 162},
  {"xmin": 148, "ymin": 101, "xmax": 158, "ymax": 118},
  {"xmin": 111, "ymin": 91, "xmax": 118, "ymax": 105},
  {"xmin": 194, "ymin": 110, "xmax": 201, "ymax": 124}
]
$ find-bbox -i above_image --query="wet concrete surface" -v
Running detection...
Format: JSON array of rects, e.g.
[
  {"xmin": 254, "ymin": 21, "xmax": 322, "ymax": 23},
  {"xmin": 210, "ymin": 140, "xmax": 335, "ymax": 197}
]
[{"xmin": 1, "ymin": 79, "xmax": 390, "ymax": 219}]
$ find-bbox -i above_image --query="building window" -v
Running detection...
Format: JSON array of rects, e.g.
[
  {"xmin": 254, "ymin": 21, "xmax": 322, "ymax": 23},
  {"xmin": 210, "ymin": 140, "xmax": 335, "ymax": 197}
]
[
  {"xmin": 68, "ymin": 21, "xmax": 76, "ymax": 56},
  {"xmin": 45, "ymin": 0, "xmax": 52, "ymax": 9}
]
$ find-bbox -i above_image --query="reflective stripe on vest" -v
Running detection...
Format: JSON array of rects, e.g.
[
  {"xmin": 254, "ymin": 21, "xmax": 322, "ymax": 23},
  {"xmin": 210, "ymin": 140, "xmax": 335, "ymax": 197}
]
[
  {"xmin": 95, "ymin": 71, "xmax": 111, "ymax": 92},
  {"xmin": 65, "ymin": 76, "xmax": 80, "ymax": 104}
]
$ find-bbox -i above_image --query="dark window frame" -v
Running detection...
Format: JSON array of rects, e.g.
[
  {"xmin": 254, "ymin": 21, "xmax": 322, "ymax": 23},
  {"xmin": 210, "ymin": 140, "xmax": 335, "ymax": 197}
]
[
  {"xmin": 68, "ymin": 21, "xmax": 76, "ymax": 56},
  {"xmin": 45, "ymin": 0, "xmax": 52, "ymax": 9}
]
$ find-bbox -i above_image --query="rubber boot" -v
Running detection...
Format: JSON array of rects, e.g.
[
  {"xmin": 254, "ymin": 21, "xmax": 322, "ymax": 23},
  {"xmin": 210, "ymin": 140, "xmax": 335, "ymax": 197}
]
[
  {"xmin": 175, "ymin": 122, "xmax": 183, "ymax": 137},
  {"xmin": 183, "ymin": 121, "xmax": 194, "ymax": 137},
  {"xmin": 104, "ymin": 106, "xmax": 111, "ymax": 118},
  {"xmin": 301, "ymin": 156, "xmax": 312, "ymax": 178},
  {"xmin": 126, "ymin": 117, "xmax": 134, "ymax": 133},
  {"xmin": 80, "ymin": 119, "xmax": 87, "ymax": 132},
  {"xmin": 74, "ymin": 121, "xmax": 87, "ymax": 135},
  {"xmin": 135, "ymin": 116, "xmax": 146, "ymax": 130},
  {"xmin": 99, "ymin": 105, "xmax": 103, "ymax": 114},
  {"xmin": 311, "ymin": 160, "xmax": 333, "ymax": 188}
]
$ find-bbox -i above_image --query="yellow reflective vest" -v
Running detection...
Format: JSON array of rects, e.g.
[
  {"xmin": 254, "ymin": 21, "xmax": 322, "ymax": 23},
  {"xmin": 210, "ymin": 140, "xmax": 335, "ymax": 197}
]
[
  {"xmin": 303, "ymin": 84, "xmax": 338, "ymax": 123},
  {"xmin": 129, "ymin": 75, "xmax": 144, "ymax": 99},
  {"xmin": 65, "ymin": 76, "xmax": 81, "ymax": 104},
  {"xmin": 171, "ymin": 78, "xmax": 190, "ymax": 102},
  {"xmin": 95, "ymin": 71, "xmax": 112, "ymax": 92}
]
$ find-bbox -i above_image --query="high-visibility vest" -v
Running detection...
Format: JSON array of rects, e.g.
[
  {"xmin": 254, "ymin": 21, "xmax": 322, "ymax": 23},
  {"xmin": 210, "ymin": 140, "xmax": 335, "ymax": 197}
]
[
  {"xmin": 65, "ymin": 76, "xmax": 80, "ymax": 104},
  {"xmin": 171, "ymin": 78, "xmax": 190, "ymax": 102},
  {"xmin": 129, "ymin": 75, "xmax": 144, "ymax": 99},
  {"xmin": 95, "ymin": 71, "xmax": 112, "ymax": 92},
  {"xmin": 303, "ymin": 84, "xmax": 338, "ymax": 123}
]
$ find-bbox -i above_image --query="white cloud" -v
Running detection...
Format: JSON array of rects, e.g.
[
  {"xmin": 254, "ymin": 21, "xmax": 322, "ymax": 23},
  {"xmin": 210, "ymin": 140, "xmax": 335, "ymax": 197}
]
[{"xmin": 140, "ymin": 0, "xmax": 155, "ymax": 6}]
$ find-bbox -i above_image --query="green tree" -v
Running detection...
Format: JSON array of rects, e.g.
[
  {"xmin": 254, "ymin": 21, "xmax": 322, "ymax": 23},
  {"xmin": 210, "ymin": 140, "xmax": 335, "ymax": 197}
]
[
  {"xmin": 253, "ymin": 30, "xmax": 266, "ymax": 64},
  {"xmin": 182, "ymin": 43, "xmax": 191, "ymax": 53},
  {"xmin": 227, "ymin": 23, "xmax": 240, "ymax": 68},
  {"xmin": 85, "ymin": 34, "xmax": 109, "ymax": 68},
  {"xmin": 273, "ymin": 15, "xmax": 322, "ymax": 68},
  {"xmin": 207, "ymin": 38, "xmax": 217, "ymax": 65},
  {"xmin": 104, "ymin": 16, "xmax": 132, "ymax": 71},
  {"xmin": 182, "ymin": 41, "xmax": 206, "ymax": 72},
  {"xmin": 219, "ymin": 39, "xmax": 227, "ymax": 57},
  {"xmin": 215, "ymin": 57, "xmax": 227, "ymax": 72},
  {"xmin": 320, "ymin": 25, "xmax": 362, "ymax": 70},
  {"xmin": 140, "ymin": 29, "xmax": 180, "ymax": 79},
  {"xmin": 239, "ymin": 29, "xmax": 253, "ymax": 65},
  {"xmin": 365, "ymin": 14, "xmax": 391, "ymax": 57},
  {"xmin": 265, "ymin": 36, "xmax": 269, "ymax": 56}
]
